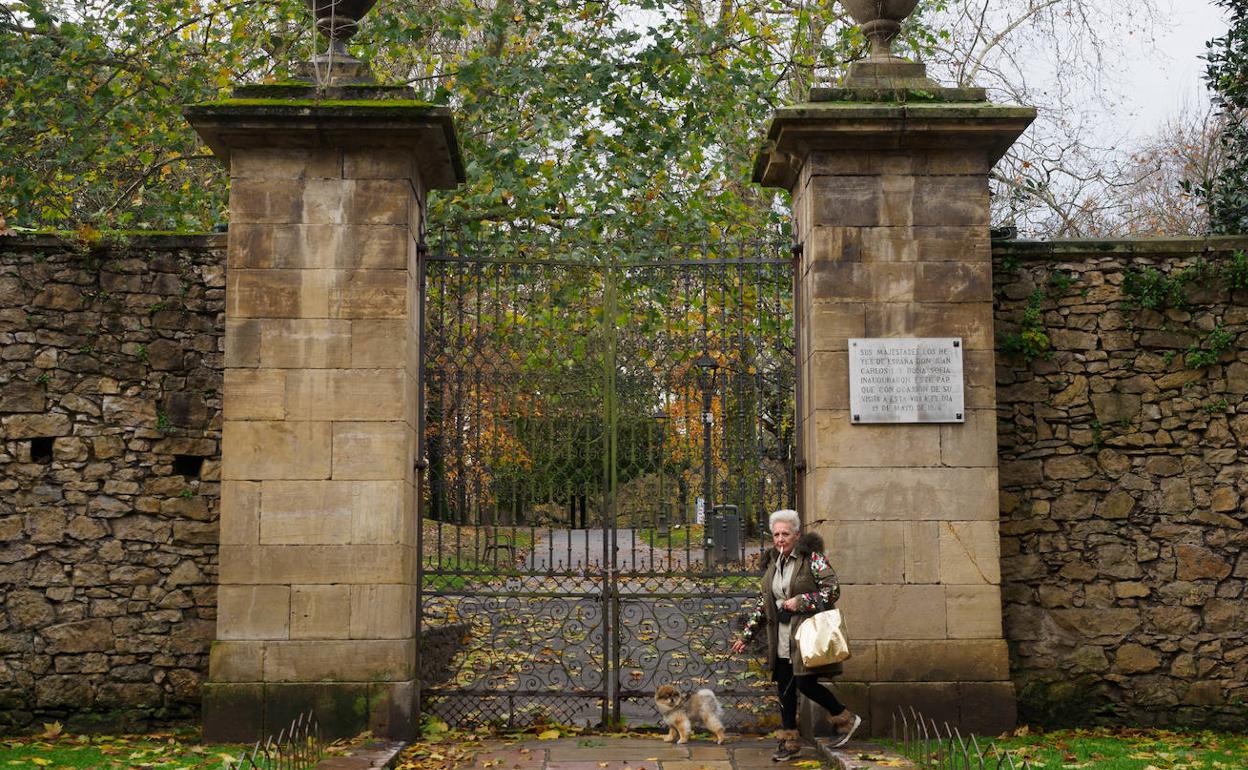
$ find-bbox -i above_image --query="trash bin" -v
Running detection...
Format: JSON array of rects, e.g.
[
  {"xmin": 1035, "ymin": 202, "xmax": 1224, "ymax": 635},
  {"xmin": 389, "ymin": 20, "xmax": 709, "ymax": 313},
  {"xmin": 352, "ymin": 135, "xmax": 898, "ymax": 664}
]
[{"xmin": 706, "ymin": 505, "xmax": 741, "ymax": 565}]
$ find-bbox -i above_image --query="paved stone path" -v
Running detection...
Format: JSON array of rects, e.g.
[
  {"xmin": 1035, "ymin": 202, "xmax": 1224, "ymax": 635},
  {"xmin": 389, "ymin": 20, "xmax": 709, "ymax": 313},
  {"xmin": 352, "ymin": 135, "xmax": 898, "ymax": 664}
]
[
  {"xmin": 525, "ymin": 528, "xmax": 763, "ymax": 573},
  {"xmin": 318, "ymin": 734, "xmax": 912, "ymax": 770},
  {"xmin": 456, "ymin": 735, "xmax": 911, "ymax": 770}
]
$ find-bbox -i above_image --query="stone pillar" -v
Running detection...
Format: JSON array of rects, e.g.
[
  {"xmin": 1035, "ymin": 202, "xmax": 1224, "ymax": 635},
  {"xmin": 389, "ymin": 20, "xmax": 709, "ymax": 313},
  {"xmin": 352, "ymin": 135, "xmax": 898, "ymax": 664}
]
[
  {"xmin": 186, "ymin": 86, "xmax": 462, "ymax": 741},
  {"xmin": 755, "ymin": 83, "xmax": 1033, "ymax": 734}
]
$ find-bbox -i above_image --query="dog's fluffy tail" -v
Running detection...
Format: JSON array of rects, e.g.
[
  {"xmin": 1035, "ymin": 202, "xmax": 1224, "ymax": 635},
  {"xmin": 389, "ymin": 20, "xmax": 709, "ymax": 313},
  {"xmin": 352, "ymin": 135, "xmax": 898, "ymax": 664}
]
[{"xmin": 695, "ymin": 688, "xmax": 723, "ymax": 717}]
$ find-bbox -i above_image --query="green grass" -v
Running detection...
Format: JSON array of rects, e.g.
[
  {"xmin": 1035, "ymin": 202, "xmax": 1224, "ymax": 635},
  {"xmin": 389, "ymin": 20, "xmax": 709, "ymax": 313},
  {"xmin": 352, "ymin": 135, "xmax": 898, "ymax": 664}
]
[
  {"xmin": 639, "ymin": 523, "xmax": 704, "ymax": 548},
  {"xmin": 886, "ymin": 728, "xmax": 1248, "ymax": 770},
  {"xmin": 494, "ymin": 527, "xmax": 534, "ymax": 551},
  {"xmin": 998, "ymin": 728, "xmax": 1248, "ymax": 770},
  {"xmin": 0, "ymin": 728, "xmax": 243, "ymax": 769},
  {"xmin": 701, "ymin": 574, "xmax": 757, "ymax": 589}
]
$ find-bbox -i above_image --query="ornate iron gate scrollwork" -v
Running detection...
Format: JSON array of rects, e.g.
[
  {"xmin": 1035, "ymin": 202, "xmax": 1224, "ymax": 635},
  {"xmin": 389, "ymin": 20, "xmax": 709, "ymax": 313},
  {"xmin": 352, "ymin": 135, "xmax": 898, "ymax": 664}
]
[{"xmin": 416, "ymin": 236, "xmax": 796, "ymax": 729}]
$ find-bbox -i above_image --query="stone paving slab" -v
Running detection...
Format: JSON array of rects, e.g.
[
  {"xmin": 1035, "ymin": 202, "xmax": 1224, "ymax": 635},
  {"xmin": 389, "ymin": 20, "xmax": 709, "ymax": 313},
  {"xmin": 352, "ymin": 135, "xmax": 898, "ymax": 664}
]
[
  {"xmin": 818, "ymin": 742, "xmax": 917, "ymax": 770},
  {"xmin": 314, "ymin": 739, "xmax": 406, "ymax": 769},
  {"xmin": 661, "ymin": 761, "xmax": 734, "ymax": 770},
  {"xmin": 471, "ymin": 747, "xmax": 547, "ymax": 770},
  {"xmin": 546, "ymin": 762, "xmax": 661, "ymax": 770},
  {"xmin": 465, "ymin": 736, "xmax": 835, "ymax": 770},
  {"xmin": 393, "ymin": 734, "xmax": 907, "ymax": 770},
  {"xmin": 547, "ymin": 749, "xmax": 690, "ymax": 760}
]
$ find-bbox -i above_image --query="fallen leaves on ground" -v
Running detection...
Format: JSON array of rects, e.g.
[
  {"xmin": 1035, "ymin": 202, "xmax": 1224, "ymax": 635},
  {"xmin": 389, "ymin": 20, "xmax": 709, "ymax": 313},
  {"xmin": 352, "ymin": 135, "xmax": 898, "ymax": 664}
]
[
  {"xmin": 990, "ymin": 725, "xmax": 1248, "ymax": 770},
  {"xmin": 322, "ymin": 731, "xmax": 381, "ymax": 758},
  {"xmin": 851, "ymin": 755, "xmax": 907, "ymax": 767},
  {"xmin": 0, "ymin": 726, "xmax": 239, "ymax": 769},
  {"xmin": 394, "ymin": 723, "xmax": 492, "ymax": 770}
]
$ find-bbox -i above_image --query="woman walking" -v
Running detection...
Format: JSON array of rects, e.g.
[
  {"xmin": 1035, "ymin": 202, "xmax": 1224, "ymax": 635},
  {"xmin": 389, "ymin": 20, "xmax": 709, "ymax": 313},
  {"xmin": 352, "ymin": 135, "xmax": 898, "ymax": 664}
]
[{"xmin": 730, "ymin": 509, "xmax": 861, "ymax": 760}]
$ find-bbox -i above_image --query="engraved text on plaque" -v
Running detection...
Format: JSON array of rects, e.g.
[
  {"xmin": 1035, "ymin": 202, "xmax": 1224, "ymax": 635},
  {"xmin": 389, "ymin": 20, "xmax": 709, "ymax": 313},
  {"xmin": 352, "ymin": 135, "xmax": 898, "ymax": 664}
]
[{"xmin": 848, "ymin": 338, "xmax": 965, "ymax": 424}]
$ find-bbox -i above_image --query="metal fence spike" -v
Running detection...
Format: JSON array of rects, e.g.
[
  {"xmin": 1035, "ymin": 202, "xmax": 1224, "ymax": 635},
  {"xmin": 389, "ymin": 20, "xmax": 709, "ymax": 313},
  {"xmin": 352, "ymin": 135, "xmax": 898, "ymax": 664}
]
[
  {"xmin": 886, "ymin": 709, "xmax": 1049, "ymax": 770},
  {"xmin": 224, "ymin": 710, "xmax": 322, "ymax": 770},
  {"xmin": 952, "ymin": 726, "xmax": 969, "ymax": 770}
]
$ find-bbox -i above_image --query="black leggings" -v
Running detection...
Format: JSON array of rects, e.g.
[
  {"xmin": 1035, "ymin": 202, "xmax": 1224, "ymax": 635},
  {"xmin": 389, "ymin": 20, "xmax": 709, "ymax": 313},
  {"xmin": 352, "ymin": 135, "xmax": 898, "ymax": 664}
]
[{"xmin": 774, "ymin": 656, "xmax": 846, "ymax": 729}]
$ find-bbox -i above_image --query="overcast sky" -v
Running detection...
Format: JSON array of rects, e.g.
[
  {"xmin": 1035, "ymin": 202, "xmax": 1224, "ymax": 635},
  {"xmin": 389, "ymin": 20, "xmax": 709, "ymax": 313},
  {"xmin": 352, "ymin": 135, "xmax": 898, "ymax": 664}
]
[{"xmin": 1111, "ymin": 0, "xmax": 1228, "ymax": 139}]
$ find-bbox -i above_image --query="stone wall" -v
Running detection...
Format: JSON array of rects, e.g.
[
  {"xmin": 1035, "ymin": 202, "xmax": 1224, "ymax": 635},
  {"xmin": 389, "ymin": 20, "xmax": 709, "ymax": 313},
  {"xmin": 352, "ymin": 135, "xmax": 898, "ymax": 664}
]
[
  {"xmin": 0, "ymin": 235, "xmax": 225, "ymax": 731},
  {"xmin": 993, "ymin": 236, "xmax": 1248, "ymax": 729},
  {"xmin": 4, "ymin": 232, "xmax": 1248, "ymax": 732}
]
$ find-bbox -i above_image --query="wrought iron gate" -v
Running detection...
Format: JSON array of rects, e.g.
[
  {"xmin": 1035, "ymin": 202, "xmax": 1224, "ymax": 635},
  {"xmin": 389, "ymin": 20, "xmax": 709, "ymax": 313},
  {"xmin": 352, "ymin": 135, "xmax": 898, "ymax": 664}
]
[{"xmin": 416, "ymin": 236, "xmax": 797, "ymax": 729}]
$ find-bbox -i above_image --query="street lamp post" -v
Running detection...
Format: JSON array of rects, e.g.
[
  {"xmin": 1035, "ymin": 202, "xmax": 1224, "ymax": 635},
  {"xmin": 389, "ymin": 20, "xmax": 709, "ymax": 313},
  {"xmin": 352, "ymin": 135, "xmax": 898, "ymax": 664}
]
[
  {"xmin": 654, "ymin": 409, "xmax": 669, "ymax": 538},
  {"xmin": 694, "ymin": 353, "xmax": 719, "ymax": 565}
]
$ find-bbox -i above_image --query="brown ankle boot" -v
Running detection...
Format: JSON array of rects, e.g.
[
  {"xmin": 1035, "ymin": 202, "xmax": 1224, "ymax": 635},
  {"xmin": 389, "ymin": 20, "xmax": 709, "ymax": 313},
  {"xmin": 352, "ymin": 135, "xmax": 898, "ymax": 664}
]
[
  {"xmin": 826, "ymin": 710, "xmax": 862, "ymax": 748},
  {"xmin": 771, "ymin": 730, "xmax": 802, "ymax": 761}
]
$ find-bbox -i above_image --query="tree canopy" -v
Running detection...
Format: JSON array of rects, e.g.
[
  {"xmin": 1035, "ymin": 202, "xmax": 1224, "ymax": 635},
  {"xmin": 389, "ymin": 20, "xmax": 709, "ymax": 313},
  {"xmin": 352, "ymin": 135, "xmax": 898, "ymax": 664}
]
[
  {"xmin": 1, "ymin": 0, "xmax": 880, "ymax": 239},
  {"xmin": 1192, "ymin": 0, "xmax": 1248, "ymax": 235},
  {"xmin": 2, "ymin": 0, "xmax": 1191, "ymax": 239},
  {"xmin": 0, "ymin": 0, "xmax": 302, "ymax": 232}
]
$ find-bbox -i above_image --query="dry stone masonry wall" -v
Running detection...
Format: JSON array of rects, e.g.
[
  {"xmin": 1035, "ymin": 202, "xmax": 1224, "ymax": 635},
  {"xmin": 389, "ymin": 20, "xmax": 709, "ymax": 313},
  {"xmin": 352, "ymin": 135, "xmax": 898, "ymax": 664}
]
[
  {"xmin": 0, "ymin": 235, "xmax": 225, "ymax": 731},
  {"xmin": 3, "ymin": 233, "xmax": 1247, "ymax": 731},
  {"xmin": 993, "ymin": 237, "xmax": 1248, "ymax": 729}
]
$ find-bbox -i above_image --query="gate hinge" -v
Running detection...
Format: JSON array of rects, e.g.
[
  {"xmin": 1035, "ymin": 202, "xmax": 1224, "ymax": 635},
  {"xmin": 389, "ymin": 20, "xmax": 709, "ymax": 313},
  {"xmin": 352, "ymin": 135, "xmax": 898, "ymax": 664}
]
[
  {"xmin": 414, "ymin": 456, "xmax": 429, "ymax": 471},
  {"xmin": 417, "ymin": 239, "xmax": 430, "ymax": 258},
  {"xmin": 790, "ymin": 243, "xmax": 804, "ymax": 258}
]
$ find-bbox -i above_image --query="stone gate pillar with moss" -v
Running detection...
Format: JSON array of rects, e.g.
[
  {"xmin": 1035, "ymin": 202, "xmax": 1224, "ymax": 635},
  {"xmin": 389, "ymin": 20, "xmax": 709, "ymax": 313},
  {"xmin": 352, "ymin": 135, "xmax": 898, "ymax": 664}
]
[
  {"xmin": 753, "ymin": 8, "xmax": 1035, "ymax": 736},
  {"xmin": 186, "ymin": 86, "xmax": 462, "ymax": 740}
]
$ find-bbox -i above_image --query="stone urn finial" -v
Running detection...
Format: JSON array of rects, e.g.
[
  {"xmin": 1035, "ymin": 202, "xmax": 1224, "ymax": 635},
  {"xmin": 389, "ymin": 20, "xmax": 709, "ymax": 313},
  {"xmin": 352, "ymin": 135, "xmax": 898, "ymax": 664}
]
[
  {"xmin": 841, "ymin": 0, "xmax": 919, "ymax": 61},
  {"xmin": 294, "ymin": 0, "xmax": 379, "ymax": 84},
  {"xmin": 307, "ymin": 0, "xmax": 377, "ymax": 58}
]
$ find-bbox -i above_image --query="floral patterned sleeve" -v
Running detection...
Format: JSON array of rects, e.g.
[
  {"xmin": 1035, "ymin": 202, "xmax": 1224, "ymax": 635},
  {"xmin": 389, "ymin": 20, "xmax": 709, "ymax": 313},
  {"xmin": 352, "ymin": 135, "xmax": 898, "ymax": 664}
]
[
  {"xmin": 793, "ymin": 552, "xmax": 840, "ymax": 613},
  {"xmin": 740, "ymin": 593, "xmax": 767, "ymax": 642}
]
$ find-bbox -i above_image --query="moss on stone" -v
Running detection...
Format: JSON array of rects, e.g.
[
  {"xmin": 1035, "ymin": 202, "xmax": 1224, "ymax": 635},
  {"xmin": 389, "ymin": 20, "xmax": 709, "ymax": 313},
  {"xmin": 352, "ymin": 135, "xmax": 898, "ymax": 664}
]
[
  {"xmin": 811, "ymin": 87, "xmax": 988, "ymax": 103},
  {"xmin": 795, "ymin": 101, "xmax": 1027, "ymax": 113},
  {"xmin": 7, "ymin": 229, "xmax": 214, "ymax": 237},
  {"xmin": 992, "ymin": 235, "xmax": 1248, "ymax": 262},
  {"xmin": 193, "ymin": 98, "xmax": 441, "ymax": 109},
  {"xmin": 230, "ymin": 82, "xmax": 419, "ymax": 100},
  {"xmin": 1017, "ymin": 675, "xmax": 1121, "ymax": 727}
]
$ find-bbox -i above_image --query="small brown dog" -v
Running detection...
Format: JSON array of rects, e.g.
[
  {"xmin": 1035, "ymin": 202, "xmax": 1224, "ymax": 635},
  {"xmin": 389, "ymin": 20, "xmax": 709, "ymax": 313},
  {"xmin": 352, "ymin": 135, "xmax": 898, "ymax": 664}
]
[{"xmin": 653, "ymin": 684, "xmax": 726, "ymax": 744}]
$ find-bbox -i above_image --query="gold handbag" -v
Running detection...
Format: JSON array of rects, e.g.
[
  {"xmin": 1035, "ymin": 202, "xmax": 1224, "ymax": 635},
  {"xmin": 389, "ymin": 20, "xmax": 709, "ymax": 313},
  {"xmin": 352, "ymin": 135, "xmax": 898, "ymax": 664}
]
[{"xmin": 794, "ymin": 608, "xmax": 851, "ymax": 667}]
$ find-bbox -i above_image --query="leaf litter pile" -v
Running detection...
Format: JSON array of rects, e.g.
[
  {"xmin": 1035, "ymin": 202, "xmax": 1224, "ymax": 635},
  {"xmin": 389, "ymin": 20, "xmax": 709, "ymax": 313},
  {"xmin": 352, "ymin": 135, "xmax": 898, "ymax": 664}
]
[{"xmin": 394, "ymin": 719, "xmax": 489, "ymax": 770}]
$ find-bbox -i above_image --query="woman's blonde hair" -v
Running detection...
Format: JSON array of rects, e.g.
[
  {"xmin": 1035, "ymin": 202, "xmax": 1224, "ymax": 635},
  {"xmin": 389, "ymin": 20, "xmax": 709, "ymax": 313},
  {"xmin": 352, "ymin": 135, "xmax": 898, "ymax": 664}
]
[{"xmin": 768, "ymin": 509, "xmax": 801, "ymax": 532}]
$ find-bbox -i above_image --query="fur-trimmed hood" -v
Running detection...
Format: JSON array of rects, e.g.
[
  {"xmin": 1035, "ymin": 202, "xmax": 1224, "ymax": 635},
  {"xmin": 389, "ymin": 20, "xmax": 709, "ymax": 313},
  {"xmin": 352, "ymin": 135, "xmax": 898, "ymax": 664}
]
[{"xmin": 795, "ymin": 532, "xmax": 824, "ymax": 556}]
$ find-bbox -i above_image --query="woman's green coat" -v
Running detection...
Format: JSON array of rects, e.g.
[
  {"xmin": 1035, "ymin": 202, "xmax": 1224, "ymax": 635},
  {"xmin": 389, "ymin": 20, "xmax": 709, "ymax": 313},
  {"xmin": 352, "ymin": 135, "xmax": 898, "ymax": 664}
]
[{"xmin": 747, "ymin": 531, "xmax": 843, "ymax": 678}]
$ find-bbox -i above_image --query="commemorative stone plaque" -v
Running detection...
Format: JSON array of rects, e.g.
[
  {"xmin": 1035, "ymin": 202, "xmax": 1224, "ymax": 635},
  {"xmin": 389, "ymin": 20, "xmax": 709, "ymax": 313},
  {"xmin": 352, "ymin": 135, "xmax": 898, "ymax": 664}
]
[{"xmin": 848, "ymin": 338, "xmax": 965, "ymax": 424}]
